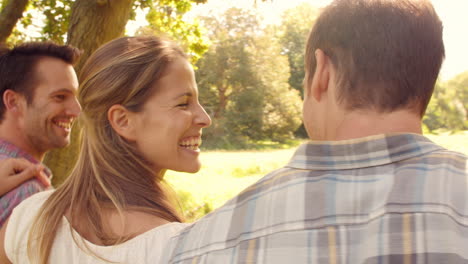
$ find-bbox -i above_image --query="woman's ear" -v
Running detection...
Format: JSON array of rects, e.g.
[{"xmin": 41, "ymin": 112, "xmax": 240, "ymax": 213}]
[
  {"xmin": 108, "ymin": 104, "xmax": 137, "ymax": 141},
  {"xmin": 310, "ymin": 49, "xmax": 331, "ymax": 102}
]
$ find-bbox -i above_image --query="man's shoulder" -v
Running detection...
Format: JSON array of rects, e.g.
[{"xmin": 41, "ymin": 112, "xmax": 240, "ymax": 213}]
[
  {"xmin": 8, "ymin": 189, "xmax": 53, "ymax": 210},
  {"xmin": 214, "ymin": 166, "xmax": 301, "ymax": 211},
  {"xmin": 405, "ymin": 142, "xmax": 467, "ymax": 170},
  {"xmin": 430, "ymin": 145, "xmax": 467, "ymax": 159},
  {"xmin": 164, "ymin": 166, "xmax": 306, "ymax": 259},
  {"xmin": 0, "ymin": 179, "xmax": 51, "ymax": 227},
  {"xmin": 0, "ymin": 139, "xmax": 21, "ymax": 158},
  {"xmin": 0, "ymin": 152, "xmax": 12, "ymax": 160},
  {"xmin": 0, "ymin": 138, "xmax": 42, "ymax": 164}
]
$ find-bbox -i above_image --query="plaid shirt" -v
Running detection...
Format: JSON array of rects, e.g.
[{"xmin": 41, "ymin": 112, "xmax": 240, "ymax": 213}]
[
  {"xmin": 0, "ymin": 139, "xmax": 51, "ymax": 228},
  {"xmin": 161, "ymin": 133, "xmax": 468, "ymax": 264}
]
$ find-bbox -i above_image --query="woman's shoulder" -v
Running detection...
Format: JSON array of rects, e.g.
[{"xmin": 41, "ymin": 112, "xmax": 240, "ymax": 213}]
[
  {"xmin": 52, "ymin": 222, "xmax": 191, "ymax": 263},
  {"xmin": 117, "ymin": 222, "xmax": 191, "ymax": 262},
  {"xmin": 4, "ymin": 190, "xmax": 54, "ymax": 262},
  {"xmin": 7, "ymin": 189, "xmax": 53, "ymax": 224},
  {"xmin": 14, "ymin": 189, "xmax": 54, "ymax": 210},
  {"xmin": 8, "ymin": 189, "xmax": 54, "ymax": 227},
  {"xmin": 145, "ymin": 222, "xmax": 191, "ymax": 238},
  {"xmin": 110, "ymin": 222, "xmax": 191, "ymax": 247}
]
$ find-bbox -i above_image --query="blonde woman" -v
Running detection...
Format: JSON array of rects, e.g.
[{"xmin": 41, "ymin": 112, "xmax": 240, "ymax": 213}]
[{"xmin": 0, "ymin": 36, "xmax": 211, "ymax": 263}]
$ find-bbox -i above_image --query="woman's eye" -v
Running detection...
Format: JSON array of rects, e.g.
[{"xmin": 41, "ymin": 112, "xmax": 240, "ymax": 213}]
[
  {"xmin": 55, "ymin": 95, "xmax": 66, "ymax": 101},
  {"xmin": 177, "ymin": 103, "xmax": 189, "ymax": 108}
]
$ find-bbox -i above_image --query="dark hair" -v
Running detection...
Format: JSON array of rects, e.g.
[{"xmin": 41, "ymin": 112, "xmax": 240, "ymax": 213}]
[
  {"xmin": 0, "ymin": 42, "xmax": 81, "ymax": 120},
  {"xmin": 305, "ymin": 0, "xmax": 445, "ymax": 116}
]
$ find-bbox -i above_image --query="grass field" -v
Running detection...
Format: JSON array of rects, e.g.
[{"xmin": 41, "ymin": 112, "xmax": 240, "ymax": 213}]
[
  {"xmin": 165, "ymin": 131, "xmax": 468, "ymax": 221},
  {"xmin": 425, "ymin": 131, "xmax": 468, "ymax": 154}
]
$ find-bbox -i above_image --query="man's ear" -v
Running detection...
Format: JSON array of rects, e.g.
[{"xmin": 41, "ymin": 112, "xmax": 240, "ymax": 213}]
[
  {"xmin": 108, "ymin": 104, "xmax": 137, "ymax": 142},
  {"xmin": 3, "ymin": 90, "xmax": 24, "ymax": 113},
  {"xmin": 310, "ymin": 49, "xmax": 331, "ymax": 102}
]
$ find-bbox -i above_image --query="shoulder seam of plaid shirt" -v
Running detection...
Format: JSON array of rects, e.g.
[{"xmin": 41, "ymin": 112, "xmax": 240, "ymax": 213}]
[
  {"xmin": 161, "ymin": 133, "xmax": 468, "ymax": 264},
  {"xmin": 0, "ymin": 139, "xmax": 52, "ymax": 228}
]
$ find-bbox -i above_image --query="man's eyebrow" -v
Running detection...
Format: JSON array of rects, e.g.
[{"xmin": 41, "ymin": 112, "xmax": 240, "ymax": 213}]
[
  {"xmin": 50, "ymin": 88, "xmax": 78, "ymax": 96},
  {"xmin": 173, "ymin": 92, "xmax": 193, "ymax": 100}
]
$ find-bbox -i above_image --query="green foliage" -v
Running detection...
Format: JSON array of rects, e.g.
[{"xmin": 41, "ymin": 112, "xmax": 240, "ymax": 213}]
[
  {"xmin": 31, "ymin": 0, "xmax": 72, "ymax": 44},
  {"xmin": 423, "ymin": 73, "xmax": 468, "ymax": 132},
  {"xmin": 3, "ymin": 0, "xmax": 34, "ymax": 46},
  {"xmin": 4, "ymin": 28, "xmax": 28, "ymax": 47},
  {"xmin": 253, "ymin": 27, "xmax": 302, "ymax": 142},
  {"xmin": 276, "ymin": 3, "xmax": 318, "ymax": 138},
  {"xmin": 175, "ymin": 190, "xmax": 212, "ymax": 222},
  {"xmin": 5, "ymin": 0, "xmax": 209, "ymax": 57},
  {"xmin": 4, "ymin": 0, "xmax": 71, "ymax": 44},
  {"xmin": 197, "ymin": 8, "xmax": 302, "ymax": 149},
  {"xmin": 449, "ymin": 71, "xmax": 468, "ymax": 121},
  {"xmin": 278, "ymin": 3, "xmax": 319, "ymax": 96},
  {"xmin": 138, "ymin": 0, "xmax": 210, "ymax": 63}
]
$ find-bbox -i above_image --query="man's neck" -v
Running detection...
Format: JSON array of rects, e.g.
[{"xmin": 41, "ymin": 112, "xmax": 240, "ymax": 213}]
[
  {"xmin": 0, "ymin": 124, "xmax": 44, "ymax": 161},
  {"xmin": 332, "ymin": 109, "xmax": 422, "ymax": 141}
]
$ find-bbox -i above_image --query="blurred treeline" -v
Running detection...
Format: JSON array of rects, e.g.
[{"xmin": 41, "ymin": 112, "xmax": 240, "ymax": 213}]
[
  {"xmin": 172, "ymin": 3, "xmax": 468, "ymax": 219},
  {"xmin": 193, "ymin": 5, "xmax": 467, "ymax": 148},
  {"xmin": 195, "ymin": 5, "xmax": 319, "ymax": 148},
  {"xmin": 423, "ymin": 74, "xmax": 468, "ymax": 133}
]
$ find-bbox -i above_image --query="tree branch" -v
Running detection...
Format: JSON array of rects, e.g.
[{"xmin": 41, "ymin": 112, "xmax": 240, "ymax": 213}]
[{"xmin": 0, "ymin": 0, "xmax": 29, "ymax": 44}]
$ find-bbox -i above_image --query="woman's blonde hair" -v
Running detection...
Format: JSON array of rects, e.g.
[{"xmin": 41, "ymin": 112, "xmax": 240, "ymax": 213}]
[{"xmin": 27, "ymin": 36, "xmax": 185, "ymax": 263}]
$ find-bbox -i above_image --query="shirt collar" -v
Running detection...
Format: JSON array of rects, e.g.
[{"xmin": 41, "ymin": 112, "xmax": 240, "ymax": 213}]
[
  {"xmin": 286, "ymin": 133, "xmax": 443, "ymax": 170},
  {"xmin": 0, "ymin": 138, "xmax": 52, "ymax": 177}
]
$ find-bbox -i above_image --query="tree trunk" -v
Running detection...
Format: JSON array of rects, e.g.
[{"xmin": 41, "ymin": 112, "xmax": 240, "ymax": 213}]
[
  {"xmin": 67, "ymin": 0, "xmax": 135, "ymax": 72},
  {"xmin": 44, "ymin": 0, "xmax": 135, "ymax": 185},
  {"xmin": 0, "ymin": 0, "xmax": 29, "ymax": 44},
  {"xmin": 215, "ymin": 86, "xmax": 228, "ymax": 119}
]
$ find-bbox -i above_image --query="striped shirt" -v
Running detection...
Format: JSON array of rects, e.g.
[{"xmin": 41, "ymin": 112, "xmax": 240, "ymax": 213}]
[
  {"xmin": 0, "ymin": 139, "xmax": 52, "ymax": 228},
  {"xmin": 161, "ymin": 133, "xmax": 468, "ymax": 264}
]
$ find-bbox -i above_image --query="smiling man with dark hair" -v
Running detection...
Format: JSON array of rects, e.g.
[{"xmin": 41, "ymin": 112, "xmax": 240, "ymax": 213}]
[{"xmin": 0, "ymin": 42, "xmax": 81, "ymax": 227}]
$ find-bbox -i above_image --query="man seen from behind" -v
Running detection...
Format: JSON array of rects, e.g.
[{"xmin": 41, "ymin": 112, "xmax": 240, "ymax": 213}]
[{"xmin": 161, "ymin": 0, "xmax": 468, "ymax": 263}]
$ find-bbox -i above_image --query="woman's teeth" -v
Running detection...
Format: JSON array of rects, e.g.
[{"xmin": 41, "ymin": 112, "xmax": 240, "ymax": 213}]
[
  {"xmin": 179, "ymin": 137, "xmax": 201, "ymax": 150},
  {"xmin": 56, "ymin": 121, "xmax": 72, "ymax": 130},
  {"xmin": 181, "ymin": 145, "xmax": 199, "ymax": 150}
]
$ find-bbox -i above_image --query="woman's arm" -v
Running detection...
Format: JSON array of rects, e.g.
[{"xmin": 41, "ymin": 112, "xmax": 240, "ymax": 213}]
[
  {"xmin": 0, "ymin": 158, "xmax": 50, "ymax": 196},
  {"xmin": 0, "ymin": 218, "xmax": 12, "ymax": 264}
]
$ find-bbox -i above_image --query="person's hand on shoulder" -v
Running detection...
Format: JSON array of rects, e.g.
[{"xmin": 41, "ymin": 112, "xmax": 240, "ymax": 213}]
[{"xmin": 0, "ymin": 158, "xmax": 50, "ymax": 196}]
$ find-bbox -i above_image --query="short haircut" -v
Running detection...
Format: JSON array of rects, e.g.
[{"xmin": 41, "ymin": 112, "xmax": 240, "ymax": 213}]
[
  {"xmin": 305, "ymin": 0, "xmax": 445, "ymax": 116},
  {"xmin": 0, "ymin": 42, "xmax": 81, "ymax": 120}
]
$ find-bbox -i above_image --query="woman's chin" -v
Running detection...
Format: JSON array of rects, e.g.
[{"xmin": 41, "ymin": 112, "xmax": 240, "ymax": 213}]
[
  {"xmin": 181, "ymin": 167, "xmax": 201, "ymax": 174},
  {"xmin": 173, "ymin": 163, "xmax": 202, "ymax": 174}
]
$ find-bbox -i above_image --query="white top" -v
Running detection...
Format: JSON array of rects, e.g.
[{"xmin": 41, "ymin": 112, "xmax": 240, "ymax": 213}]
[{"xmin": 5, "ymin": 190, "xmax": 189, "ymax": 264}]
